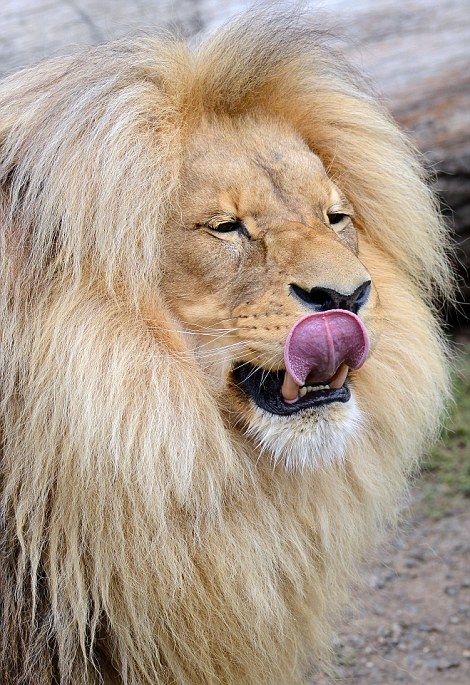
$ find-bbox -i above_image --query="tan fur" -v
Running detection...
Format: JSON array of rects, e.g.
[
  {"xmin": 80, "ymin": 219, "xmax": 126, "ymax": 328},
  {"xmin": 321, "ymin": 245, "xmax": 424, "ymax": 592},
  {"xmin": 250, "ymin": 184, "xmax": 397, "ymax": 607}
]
[{"xmin": 0, "ymin": 8, "xmax": 452, "ymax": 684}]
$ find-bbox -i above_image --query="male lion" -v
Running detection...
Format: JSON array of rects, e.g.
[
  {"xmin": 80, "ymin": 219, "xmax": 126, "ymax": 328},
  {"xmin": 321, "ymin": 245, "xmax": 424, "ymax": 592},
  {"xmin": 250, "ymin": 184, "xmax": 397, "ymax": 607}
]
[{"xmin": 0, "ymin": 9, "xmax": 452, "ymax": 685}]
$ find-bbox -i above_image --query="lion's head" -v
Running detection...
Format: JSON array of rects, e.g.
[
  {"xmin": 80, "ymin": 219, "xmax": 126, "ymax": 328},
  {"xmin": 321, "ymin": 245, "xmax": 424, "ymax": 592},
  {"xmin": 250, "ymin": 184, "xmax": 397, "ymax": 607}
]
[
  {"xmin": 0, "ymin": 9, "xmax": 452, "ymax": 685},
  {"xmin": 165, "ymin": 115, "xmax": 375, "ymax": 469}
]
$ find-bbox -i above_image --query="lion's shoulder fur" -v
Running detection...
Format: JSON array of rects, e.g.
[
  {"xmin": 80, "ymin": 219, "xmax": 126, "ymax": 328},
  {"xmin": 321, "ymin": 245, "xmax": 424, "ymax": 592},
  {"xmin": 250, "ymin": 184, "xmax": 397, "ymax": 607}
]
[{"xmin": 0, "ymin": 7, "xmax": 451, "ymax": 684}]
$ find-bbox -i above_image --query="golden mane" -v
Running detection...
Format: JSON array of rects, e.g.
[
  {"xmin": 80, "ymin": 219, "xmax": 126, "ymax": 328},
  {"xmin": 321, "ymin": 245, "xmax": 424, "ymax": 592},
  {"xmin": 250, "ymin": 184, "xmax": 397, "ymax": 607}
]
[{"xmin": 0, "ymin": 8, "xmax": 452, "ymax": 684}]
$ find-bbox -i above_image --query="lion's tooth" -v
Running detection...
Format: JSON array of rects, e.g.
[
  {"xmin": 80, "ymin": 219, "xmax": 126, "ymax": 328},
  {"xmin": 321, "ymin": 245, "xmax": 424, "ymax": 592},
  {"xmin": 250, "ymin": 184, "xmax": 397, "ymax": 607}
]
[
  {"xmin": 299, "ymin": 386, "xmax": 308, "ymax": 397},
  {"xmin": 281, "ymin": 371, "xmax": 300, "ymax": 402},
  {"xmin": 329, "ymin": 363, "xmax": 349, "ymax": 389}
]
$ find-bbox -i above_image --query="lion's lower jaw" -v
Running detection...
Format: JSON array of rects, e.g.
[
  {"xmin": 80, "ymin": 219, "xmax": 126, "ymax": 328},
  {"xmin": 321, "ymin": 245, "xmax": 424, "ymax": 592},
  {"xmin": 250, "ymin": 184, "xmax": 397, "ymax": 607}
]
[{"xmin": 245, "ymin": 392, "xmax": 364, "ymax": 471}]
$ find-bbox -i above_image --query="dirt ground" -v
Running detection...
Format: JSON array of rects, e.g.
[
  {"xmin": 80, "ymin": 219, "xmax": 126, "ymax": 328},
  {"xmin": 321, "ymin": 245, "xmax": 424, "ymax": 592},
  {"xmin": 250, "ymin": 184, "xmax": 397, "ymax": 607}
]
[{"xmin": 314, "ymin": 499, "xmax": 470, "ymax": 685}]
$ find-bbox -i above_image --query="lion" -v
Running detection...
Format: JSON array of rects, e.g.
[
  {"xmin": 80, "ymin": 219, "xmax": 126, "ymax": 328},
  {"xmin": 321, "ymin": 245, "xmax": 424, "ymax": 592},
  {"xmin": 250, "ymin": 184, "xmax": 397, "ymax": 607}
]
[{"xmin": 0, "ymin": 8, "xmax": 452, "ymax": 685}]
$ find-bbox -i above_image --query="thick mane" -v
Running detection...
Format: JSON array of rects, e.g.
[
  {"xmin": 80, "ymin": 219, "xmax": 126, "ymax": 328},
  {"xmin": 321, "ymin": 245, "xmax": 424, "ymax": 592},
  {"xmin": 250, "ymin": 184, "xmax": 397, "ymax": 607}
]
[
  {"xmin": 0, "ymin": 8, "xmax": 451, "ymax": 685},
  {"xmin": 0, "ymin": 10, "xmax": 452, "ymax": 301}
]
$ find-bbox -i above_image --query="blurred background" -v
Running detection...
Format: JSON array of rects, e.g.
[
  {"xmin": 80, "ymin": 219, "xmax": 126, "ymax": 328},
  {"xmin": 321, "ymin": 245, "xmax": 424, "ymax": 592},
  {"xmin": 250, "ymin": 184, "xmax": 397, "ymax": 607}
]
[{"xmin": 1, "ymin": 1, "xmax": 468, "ymax": 683}]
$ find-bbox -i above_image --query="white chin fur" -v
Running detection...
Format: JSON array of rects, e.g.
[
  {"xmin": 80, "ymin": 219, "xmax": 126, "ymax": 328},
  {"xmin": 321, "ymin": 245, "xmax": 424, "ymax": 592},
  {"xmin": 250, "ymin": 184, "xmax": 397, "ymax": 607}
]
[{"xmin": 246, "ymin": 391, "xmax": 363, "ymax": 471}]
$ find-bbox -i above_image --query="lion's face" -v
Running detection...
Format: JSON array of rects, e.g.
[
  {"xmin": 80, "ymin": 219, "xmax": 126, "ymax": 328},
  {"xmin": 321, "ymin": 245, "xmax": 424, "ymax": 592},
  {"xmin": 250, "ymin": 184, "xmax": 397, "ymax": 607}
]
[{"xmin": 162, "ymin": 116, "xmax": 379, "ymax": 469}]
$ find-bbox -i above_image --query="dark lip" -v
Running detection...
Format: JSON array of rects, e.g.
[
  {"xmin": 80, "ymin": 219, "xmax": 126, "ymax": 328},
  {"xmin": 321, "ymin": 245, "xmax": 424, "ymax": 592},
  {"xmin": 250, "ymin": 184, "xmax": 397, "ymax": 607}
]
[{"xmin": 232, "ymin": 362, "xmax": 350, "ymax": 417}]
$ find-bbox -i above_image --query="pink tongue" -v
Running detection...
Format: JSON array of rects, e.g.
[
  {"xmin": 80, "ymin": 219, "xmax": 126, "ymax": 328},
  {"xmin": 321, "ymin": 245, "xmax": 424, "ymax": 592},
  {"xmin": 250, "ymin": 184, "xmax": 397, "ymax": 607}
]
[{"xmin": 284, "ymin": 310, "xmax": 369, "ymax": 385}]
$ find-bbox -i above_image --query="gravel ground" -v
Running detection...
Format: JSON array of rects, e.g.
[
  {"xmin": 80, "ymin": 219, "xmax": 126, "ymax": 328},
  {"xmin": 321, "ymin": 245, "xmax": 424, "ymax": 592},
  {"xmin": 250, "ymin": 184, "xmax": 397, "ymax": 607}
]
[{"xmin": 314, "ymin": 499, "xmax": 470, "ymax": 684}]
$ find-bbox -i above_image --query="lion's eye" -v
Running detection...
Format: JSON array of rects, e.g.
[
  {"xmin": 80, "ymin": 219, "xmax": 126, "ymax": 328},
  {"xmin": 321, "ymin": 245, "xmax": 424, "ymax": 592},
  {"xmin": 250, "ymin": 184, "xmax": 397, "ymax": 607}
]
[
  {"xmin": 211, "ymin": 220, "xmax": 243, "ymax": 233},
  {"xmin": 205, "ymin": 219, "xmax": 251, "ymax": 239},
  {"xmin": 327, "ymin": 212, "xmax": 349, "ymax": 225}
]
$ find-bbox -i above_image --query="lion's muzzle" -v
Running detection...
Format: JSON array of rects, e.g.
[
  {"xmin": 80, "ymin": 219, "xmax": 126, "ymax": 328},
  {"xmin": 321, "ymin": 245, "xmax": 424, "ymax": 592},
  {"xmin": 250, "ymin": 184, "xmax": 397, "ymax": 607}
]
[{"xmin": 281, "ymin": 309, "xmax": 370, "ymax": 402}]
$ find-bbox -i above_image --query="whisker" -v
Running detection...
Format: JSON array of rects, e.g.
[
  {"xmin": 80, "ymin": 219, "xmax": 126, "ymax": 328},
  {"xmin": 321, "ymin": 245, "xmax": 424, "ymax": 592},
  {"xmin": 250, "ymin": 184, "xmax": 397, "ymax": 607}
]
[
  {"xmin": 192, "ymin": 343, "xmax": 247, "ymax": 359},
  {"xmin": 177, "ymin": 329, "xmax": 239, "ymax": 337},
  {"xmin": 242, "ymin": 360, "xmax": 266, "ymax": 384},
  {"xmin": 259, "ymin": 352, "xmax": 281, "ymax": 390},
  {"xmin": 166, "ymin": 341, "xmax": 247, "ymax": 361},
  {"xmin": 193, "ymin": 332, "xmax": 238, "ymax": 352}
]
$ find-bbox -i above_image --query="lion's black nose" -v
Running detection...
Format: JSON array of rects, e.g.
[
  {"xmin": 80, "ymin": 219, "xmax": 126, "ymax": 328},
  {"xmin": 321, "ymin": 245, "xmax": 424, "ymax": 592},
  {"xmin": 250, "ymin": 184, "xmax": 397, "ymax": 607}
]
[{"xmin": 290, "ymin": 280, "xmax": 371, "ymax": 314}]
